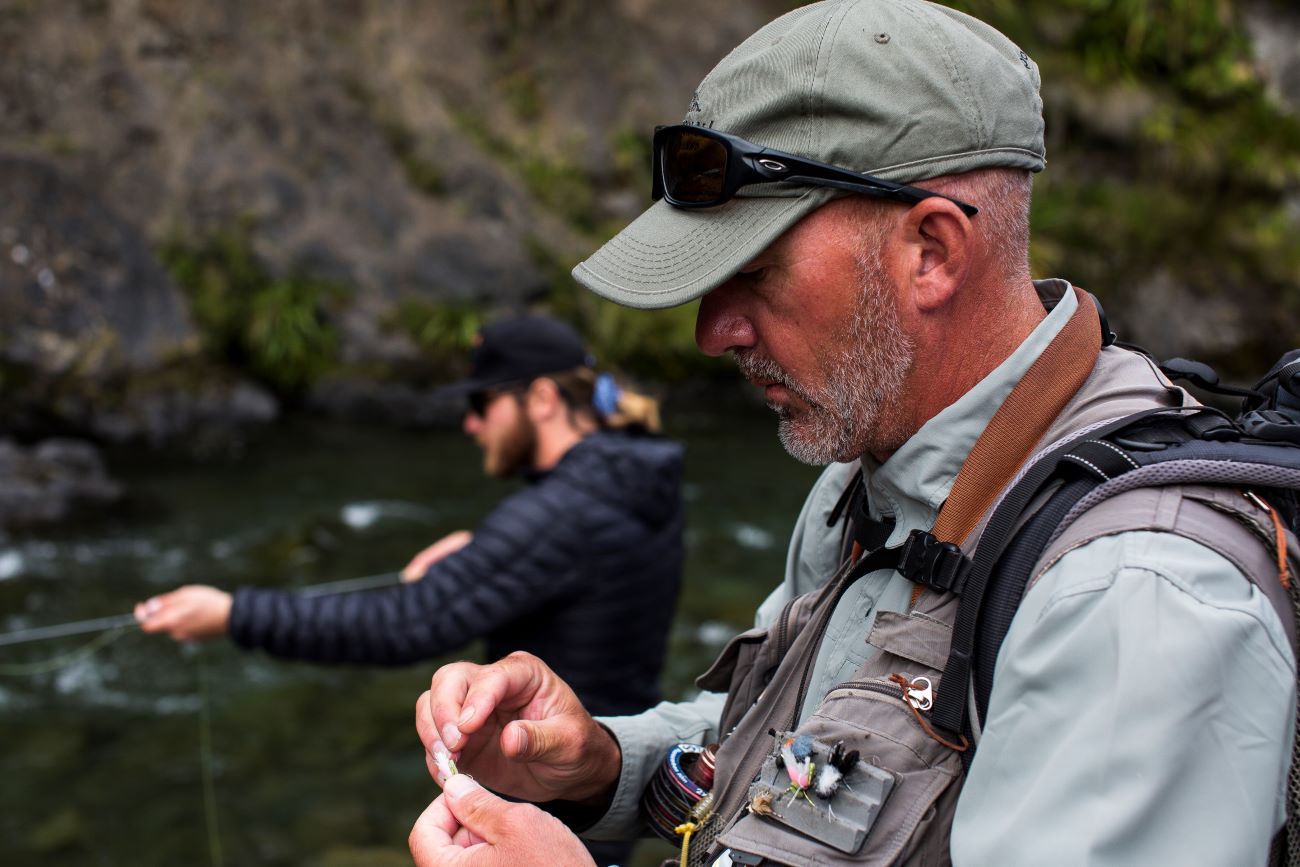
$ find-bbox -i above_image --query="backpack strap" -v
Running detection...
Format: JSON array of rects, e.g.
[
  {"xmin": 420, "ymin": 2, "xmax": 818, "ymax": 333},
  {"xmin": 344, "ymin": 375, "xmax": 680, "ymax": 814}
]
[
  {"xmin": 930, "ymin": 287, "xmax": 1104, "ymax": 546},
  {"xmin": 935, "ymin": 407, "xmax": 1300, "ymax": 741},
  {"xmin": 955, "ymin": 411, "xmax": 1300, "ymax": 746},
  {"xmin": 828, "ymin": 467, "xmax": 895, "ymax": 564}
]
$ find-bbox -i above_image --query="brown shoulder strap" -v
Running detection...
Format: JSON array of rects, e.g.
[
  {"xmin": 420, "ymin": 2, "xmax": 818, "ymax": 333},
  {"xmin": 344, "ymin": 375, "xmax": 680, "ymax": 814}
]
[
  {"xmin": 932, "ymin": 287, "xmax": 1103, "ymax": 547},
  {"xmin": 908, "ymin": 288, "xmax": 1102, "ymax": 608}
]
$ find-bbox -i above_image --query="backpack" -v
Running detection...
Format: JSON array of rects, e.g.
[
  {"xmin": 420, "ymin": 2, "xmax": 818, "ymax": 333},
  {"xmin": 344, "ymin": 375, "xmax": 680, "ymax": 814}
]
[{"xmin": 899, "ymin": 348, "xmax": 1300, "ymax": 864}]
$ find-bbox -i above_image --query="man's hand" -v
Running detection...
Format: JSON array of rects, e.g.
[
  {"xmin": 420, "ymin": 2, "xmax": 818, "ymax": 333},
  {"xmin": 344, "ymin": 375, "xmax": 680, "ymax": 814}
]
[
  {"xmin": 409, "ymin": 774, "xmax": 596, "ymax": 867},
  {"xmin": 417, "ymin": 652, "xmax": 621, "ymax": 805},
  {"xmin": 134, "ymin": 585, "xmax": 233, "ymax": 641},
  {"xmin": 403, "ymin": 530, "xmax": 475, "ymax": 581}
]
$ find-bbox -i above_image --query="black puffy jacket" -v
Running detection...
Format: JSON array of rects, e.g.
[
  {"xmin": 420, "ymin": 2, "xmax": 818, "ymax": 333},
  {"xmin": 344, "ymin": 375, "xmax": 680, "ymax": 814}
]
[{"xmin": 228, "ymin": 431, "xmax": 685, "ymax": 716}]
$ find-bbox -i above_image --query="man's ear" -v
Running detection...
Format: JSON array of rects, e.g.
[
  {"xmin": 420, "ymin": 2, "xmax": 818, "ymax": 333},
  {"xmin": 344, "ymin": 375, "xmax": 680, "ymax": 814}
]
[
  {"xmin": 524, "ymin": 378, "xmax": 563, "ymax": 422},
  {"xmin": 898, "ymin": 198, "xmax": 974, "ymax": 312}
]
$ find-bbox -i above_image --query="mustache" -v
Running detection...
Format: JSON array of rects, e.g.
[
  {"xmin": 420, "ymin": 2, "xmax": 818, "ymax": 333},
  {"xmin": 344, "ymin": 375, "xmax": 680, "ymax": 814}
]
[{"xmin": 733, "ymin": 350, "xmax": 818, "ymax": 406}]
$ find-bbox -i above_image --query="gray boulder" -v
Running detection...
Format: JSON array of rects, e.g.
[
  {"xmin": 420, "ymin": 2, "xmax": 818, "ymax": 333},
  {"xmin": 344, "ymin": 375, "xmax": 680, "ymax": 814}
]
[{"xmin": 0, "ymin": 437, "xmax": 123, "ymax": 528}]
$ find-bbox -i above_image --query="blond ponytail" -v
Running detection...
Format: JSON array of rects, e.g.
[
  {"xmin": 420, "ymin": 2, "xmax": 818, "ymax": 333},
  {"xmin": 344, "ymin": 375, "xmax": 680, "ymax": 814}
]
[{"xmin": 546, "ymin": 367, "xmax": 663, "ymax": 434}]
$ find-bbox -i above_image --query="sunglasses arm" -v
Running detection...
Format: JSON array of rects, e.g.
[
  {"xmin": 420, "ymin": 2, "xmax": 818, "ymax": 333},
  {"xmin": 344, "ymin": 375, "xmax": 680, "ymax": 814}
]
[{"xmin": 781, "ymin": 173, "xmax": 978, "ymax": 217}]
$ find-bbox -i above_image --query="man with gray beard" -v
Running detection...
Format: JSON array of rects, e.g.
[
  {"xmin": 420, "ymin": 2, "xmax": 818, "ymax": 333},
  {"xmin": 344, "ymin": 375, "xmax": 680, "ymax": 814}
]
[
  {"xmin": 407, "ymin": 2, "xmax": 1295, "ymax": 865},
  {"xmin": 736, "ymin": 215, "xmax": 916, "ymax": 465}
]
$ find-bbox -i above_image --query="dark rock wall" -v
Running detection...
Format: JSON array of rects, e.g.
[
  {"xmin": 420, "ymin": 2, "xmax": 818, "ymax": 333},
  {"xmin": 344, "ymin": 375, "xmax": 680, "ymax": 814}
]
[{"xmin": 0, "ymin": 0, "xmax": 1296, "ymax": 444}]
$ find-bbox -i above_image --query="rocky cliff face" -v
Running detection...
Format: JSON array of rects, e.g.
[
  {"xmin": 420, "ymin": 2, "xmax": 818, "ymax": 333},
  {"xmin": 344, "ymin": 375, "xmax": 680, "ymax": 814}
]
[
  {"xmin": 0, "ymin": 0, "xmax": 785, "ymax": 439},
  {"xmin": 0, "ymin": 0, "xmax": 1297, "ymax": 445}
]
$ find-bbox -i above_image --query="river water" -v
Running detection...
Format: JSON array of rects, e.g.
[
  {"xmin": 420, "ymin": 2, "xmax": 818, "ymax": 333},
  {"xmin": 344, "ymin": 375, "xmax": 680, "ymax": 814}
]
[{"xmin": 0, "ymin": 409, "xmax": 821, "ymax": 866}]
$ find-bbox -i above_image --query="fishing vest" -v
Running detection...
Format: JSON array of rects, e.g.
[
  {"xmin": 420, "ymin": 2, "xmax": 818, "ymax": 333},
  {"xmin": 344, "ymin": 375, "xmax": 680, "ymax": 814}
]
[{"xmin": 680, "ymin": 293, "xmax": 1294, "ymax": 866}]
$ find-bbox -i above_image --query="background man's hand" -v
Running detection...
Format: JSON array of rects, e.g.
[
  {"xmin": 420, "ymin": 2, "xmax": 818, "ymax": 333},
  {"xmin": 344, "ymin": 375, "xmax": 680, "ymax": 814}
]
[
  {"xmin": 403, "ymin": 530, "xmax": 474, "ymax": 581},
  {"xmin": 409, "ymin": 774, "xmax": 596, "ymax": 867},
  {"xmin": 417, "ymin": 652, "xmax": 621, "ymax": 805},
  {"xmin": 134, "ymin": 585, "xmax": 233, "ymax": 641}
]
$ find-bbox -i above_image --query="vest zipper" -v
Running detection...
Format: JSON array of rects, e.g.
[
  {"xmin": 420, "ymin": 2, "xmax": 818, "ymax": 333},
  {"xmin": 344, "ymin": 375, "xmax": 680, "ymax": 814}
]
[{"xmin": 773, "ymin": 597, "xmax": 795, "ymax": 658}]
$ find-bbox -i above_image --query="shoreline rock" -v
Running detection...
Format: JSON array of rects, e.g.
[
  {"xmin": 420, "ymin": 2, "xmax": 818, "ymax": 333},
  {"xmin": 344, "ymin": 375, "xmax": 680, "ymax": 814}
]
[{"xmin": 0, "ymin": 437, "xmax": 123, "ymax": 529}]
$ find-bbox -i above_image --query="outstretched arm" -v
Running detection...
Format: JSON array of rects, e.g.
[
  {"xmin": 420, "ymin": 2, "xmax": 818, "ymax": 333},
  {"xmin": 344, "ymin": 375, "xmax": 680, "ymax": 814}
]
[{"xmin": 141, "ymin": 489, "xmax": 587, "ymax": 664}]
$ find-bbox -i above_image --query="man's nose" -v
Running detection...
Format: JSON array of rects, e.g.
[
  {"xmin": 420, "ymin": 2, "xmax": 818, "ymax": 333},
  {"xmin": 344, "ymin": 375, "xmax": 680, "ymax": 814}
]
[
  {"xmin": 695, "ymin": 283, "xmax": 757, "ymax": 357},
  {"xmin": 462, "ymin": 412, "xmax": 481, "ymax": 435}
]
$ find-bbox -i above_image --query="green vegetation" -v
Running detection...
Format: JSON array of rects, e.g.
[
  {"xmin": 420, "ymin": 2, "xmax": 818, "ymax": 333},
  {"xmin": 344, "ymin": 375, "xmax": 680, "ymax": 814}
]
[
  {"xmin": 387, "ymin": 299, "xmax": 483, "ymax": 365},
  {"xmin": 158, "ymin": 228, "xmax": 345, "ymax": 392},
  {"xmin": 942, "ymin": 0, "xmax": 1300, "ymax": 376},
  {"xmin": 451, "ymin": 107, "xmax": 598, "ymax": 233},
  {"xmin": 379, "ymin": 115, "xmax": 447, "ymax": 198},
  {"xmin": 610, "ymin": 126, "xmax": 653, "ymax": 196},
  {"xmin": 526, "ymin": 238, "xmax": 723, "ymax": 381}
]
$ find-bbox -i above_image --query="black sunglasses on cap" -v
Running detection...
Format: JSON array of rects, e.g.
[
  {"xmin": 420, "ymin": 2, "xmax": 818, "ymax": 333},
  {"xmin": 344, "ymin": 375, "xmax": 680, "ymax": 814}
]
[{"xmin": 651, "ymin": 124, "xmax": 979, "ymax": 217}]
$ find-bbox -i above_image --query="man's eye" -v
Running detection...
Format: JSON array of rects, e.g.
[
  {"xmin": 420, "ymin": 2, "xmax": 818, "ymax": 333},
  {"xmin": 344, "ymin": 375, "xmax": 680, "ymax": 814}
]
[{"xmin": 738, "ymin": 266, "xmax": 768, "ymax": 283}]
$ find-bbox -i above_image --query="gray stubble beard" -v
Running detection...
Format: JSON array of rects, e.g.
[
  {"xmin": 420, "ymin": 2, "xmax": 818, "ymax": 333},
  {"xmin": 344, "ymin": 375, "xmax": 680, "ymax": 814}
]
[{"xmin": 735, "ymin": 247, "xmax": 915, "ymax": 466}]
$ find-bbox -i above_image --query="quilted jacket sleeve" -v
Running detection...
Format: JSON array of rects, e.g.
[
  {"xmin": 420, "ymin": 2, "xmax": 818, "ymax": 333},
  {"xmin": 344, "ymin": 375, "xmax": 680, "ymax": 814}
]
[{"xmin": 227, "ymin": 482, "xmax": 589, "ymax": 665}]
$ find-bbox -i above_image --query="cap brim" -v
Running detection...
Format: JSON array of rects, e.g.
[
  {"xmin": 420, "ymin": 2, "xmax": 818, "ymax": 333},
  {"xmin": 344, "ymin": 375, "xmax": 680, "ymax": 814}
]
[
  {"xmin": 572, "ymin": 188, "xmax": 839, "ymax": 310},
  {"xmin": 428, "ymin": 374, "xmax": 516, "ymax": 402}
]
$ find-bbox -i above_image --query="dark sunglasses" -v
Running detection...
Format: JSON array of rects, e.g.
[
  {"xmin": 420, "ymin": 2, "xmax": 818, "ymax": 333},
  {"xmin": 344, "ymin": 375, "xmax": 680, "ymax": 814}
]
[
  {"xmin": 466, "ymin": 386, "xmax": 524, "ymax": 418},
  {"xmin": 651, "ymin": 124, "xmax": 979, "ymax": 217}
]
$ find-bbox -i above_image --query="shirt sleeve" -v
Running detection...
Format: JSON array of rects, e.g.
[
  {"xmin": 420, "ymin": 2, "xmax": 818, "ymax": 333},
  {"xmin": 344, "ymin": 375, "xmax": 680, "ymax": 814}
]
[{"xmin": 952, "ymin": 530, "xmax": 1296, "ymax": 866}]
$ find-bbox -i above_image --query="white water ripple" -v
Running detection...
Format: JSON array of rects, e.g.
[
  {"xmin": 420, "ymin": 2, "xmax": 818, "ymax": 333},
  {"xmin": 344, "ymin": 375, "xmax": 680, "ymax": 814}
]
[
  {"xmin": 340, "ymin": 500, "xmax": 439, "ymax": 530},
  {"xmin": 730, "ymin": 523, "xmax": 776, "ymax": 550}
]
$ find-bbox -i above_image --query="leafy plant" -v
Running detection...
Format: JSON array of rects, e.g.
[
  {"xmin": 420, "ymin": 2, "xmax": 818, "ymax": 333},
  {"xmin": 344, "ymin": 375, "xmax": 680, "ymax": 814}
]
[
  {"xmin": 158, "ymin": 228, "xmax": 345, "ymax": 392},
  {"xmin": 389, "ymin": 300, "xmax": 483, "ymax": 363}
]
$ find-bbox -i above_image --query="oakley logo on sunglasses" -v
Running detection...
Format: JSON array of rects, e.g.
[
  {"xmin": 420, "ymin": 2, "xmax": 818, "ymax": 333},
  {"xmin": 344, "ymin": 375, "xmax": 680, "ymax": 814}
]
[{"xmin": 652, "ymin": 124, "xmax": 979, "ymax": 217}]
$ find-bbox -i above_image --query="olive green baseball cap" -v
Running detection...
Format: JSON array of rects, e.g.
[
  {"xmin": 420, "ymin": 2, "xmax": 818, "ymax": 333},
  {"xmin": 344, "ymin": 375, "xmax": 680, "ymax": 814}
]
[{"xmin": 573, "ymin": 0, "xmax": 1045, "ymax": 310}]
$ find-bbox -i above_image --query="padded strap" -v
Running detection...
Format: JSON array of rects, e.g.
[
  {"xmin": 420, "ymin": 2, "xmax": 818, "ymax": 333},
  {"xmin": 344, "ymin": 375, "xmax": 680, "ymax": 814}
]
[{"xmin": 933, "ymin": 287, "xmax": 1103, "ymax": 546}]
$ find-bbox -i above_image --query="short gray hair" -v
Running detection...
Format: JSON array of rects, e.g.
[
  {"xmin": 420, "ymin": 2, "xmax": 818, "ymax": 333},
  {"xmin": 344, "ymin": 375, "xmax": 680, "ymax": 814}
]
[{"xmin": 920, "ymin": 168, "xmax": 1033, "ymax": 285}]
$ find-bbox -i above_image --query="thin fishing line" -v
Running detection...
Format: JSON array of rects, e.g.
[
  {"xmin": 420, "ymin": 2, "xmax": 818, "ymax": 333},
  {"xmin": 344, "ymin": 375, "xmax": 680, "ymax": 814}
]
[
  {"xmin": 197, "ymin": 653, "xmax": 225, "ymax": 867},
  {"xmin": 0, "ymin": 571, "xmax": 403, "ymax": 654},
  {"xmin": 296, "ymin": 570, "xmax": 401, "ymax": 597},
  {"xmin": 0, "ymin": 626, "xmax": 134, "ymax": 676},
  {"xmin": 0, "ymin": 613, "xmax": 139, "ymax": 648}
]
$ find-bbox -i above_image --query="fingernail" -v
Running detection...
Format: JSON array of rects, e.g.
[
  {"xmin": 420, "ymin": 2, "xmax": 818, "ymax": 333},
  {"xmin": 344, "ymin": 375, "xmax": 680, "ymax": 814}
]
[
  {"xmin": 457, "ymin": 705, "xmax": 475, "ymax": 726},
  {"xmin": 146, "ymin": 599, "xmax": 163, "ymax": 615},
  {"xmin": 442, "ymin": 724, "xmax": 461, "ymax": 749},
  {"xmin": 510, "ymin": 724, "xmax": 529, "ymax": 756},
  {"xmin": 443, "ymin": 774, "xmax": 477, "ymax": 797}
]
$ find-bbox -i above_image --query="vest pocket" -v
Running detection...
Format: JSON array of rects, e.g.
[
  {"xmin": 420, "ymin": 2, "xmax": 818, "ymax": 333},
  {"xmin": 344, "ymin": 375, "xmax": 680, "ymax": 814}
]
[{"xmin": 714, "ymin": 681, "xmax": 963, "ymax": 865}]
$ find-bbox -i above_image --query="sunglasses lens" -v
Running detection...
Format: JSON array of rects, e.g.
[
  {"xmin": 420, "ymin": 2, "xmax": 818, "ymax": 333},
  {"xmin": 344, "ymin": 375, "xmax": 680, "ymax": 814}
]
[
  {"xmin": 662, "ymin": 128, "xmax": 729, "ymax": 204},
  {"xmin": 467, "ymin": 392, "xmax": 487, "ymax": 417}
]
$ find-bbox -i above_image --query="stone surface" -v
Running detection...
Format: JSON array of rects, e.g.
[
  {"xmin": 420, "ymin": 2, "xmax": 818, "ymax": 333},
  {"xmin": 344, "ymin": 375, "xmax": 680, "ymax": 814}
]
[
  {"xmin": 0, "ymin": 437, "xmax": 123, "ymax": 528},
  {"xmin": 0, "ymin": 155, "xmax": 196, "ymax": 378},
  {"xmin": 0, "ymin": 1, "xmax": 779, "ymax": 376}
]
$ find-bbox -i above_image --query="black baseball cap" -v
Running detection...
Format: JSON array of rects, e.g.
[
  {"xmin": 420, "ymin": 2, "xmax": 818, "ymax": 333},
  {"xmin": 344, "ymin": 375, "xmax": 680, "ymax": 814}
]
[{"xmin": 435, "ymin": 314, "xmax": 594, "ymax": 398}]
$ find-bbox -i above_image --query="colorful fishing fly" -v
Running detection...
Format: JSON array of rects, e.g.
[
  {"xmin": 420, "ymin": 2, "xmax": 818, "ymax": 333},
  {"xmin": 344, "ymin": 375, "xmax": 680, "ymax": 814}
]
[
  {"xmin": 432, "ymin": 745, "xmax": 459, "ymax": 781},
  {"xmin": 813, "ymin": 740, "xmax": 861, "ymax": 799},
  {"xmin": 780, "ymin": 735, "xmax": 817, "ymax": 807}
]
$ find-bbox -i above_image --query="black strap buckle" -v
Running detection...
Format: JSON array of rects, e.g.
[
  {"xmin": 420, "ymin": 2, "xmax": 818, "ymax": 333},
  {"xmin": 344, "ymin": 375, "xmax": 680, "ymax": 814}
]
[{"xmin": 898, "ymin": 530, "xmax": 972, "ymax": 596}]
